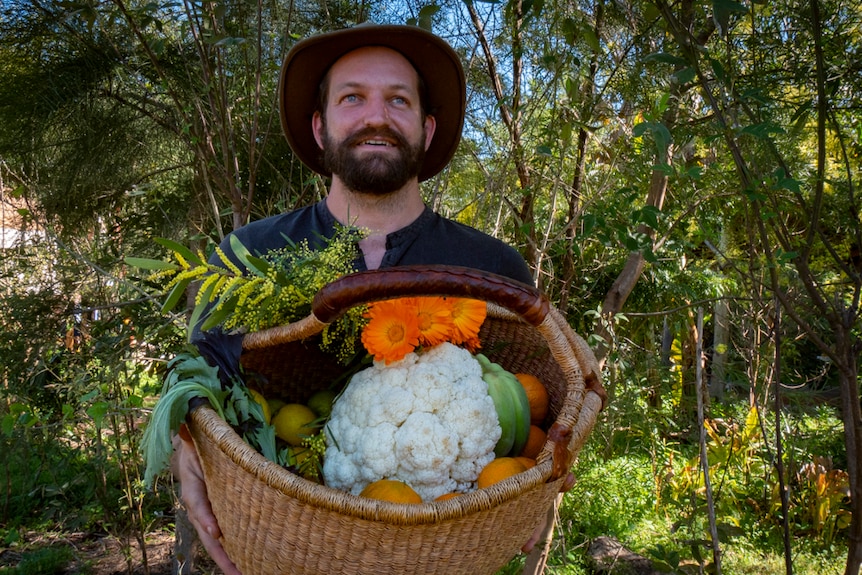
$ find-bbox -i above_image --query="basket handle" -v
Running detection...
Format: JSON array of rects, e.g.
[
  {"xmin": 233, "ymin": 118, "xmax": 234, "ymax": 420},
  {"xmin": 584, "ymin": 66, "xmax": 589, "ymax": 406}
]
[{"xmin": 312, "ymin": 265, "xmax": 550, "ymax": 326}]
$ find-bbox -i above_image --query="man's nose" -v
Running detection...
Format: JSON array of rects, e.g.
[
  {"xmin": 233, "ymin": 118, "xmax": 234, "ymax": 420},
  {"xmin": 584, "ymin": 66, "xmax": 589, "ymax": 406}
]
[{"xmin": 363, "ymin": 96, "xmax": 390, "ymax": 126}]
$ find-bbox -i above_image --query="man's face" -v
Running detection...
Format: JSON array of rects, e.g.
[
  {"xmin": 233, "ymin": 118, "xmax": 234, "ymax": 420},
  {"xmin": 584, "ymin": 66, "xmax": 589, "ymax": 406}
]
[{"xmin": 312, "ymin": 47, "xmax": 437, "ymax": 194}]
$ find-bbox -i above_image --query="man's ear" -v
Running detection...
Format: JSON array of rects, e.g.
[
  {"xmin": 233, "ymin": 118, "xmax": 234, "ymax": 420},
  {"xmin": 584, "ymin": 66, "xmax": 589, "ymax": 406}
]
[
  {"xmin": 423, "ymin": 115, "xmax": 437, "ymax": 152},
  {"xmin": 312, "ymin": 111, "xmax": 325, "ymax": 150}
]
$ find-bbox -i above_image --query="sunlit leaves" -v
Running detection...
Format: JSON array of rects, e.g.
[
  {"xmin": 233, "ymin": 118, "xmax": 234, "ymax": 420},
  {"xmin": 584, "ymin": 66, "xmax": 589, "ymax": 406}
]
[
  {"xmin": 739, "ymin": 122, "xmax": 785, "ymax": 140},
  {"xmin": 712, "ymin": 0, "xmax": 749, "ymax": 36},
  {"xmin": 634, "ymin": 121, "xmax": 672, "ymax": 156},
  {"xmin": 407, "ymin": 5, "xmax": 441, "ymax": 30}
]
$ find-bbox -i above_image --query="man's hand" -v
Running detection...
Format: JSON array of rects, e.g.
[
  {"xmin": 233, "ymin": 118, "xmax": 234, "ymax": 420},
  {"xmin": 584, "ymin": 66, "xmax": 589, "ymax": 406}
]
[{"xmin": 172, "ymin": 425, "xmax": 242, "ymax": 575}]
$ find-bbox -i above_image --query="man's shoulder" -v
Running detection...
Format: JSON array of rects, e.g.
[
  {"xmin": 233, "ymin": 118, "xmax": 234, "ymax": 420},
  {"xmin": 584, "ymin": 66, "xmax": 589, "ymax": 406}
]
[
  {"xmin": 410, "ymin": 211, "xmax": 533, "ymax": 285},
  {"xmin": 237, "ymin": 203, "xmax": 320, "ymax": 233},
  {"xmin": 429, "ymin": 212, "xmax": 510, "ymax": 246},
  {"xmin": 229, "ymin": 202, "xmax": 330, "ymax": 251}
]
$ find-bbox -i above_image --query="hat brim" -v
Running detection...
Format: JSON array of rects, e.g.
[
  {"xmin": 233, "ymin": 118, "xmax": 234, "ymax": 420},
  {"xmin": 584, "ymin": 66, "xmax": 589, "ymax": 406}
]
[{"xmin": 278, "ymin": 24, "xmax": 466, "ymax": 182}]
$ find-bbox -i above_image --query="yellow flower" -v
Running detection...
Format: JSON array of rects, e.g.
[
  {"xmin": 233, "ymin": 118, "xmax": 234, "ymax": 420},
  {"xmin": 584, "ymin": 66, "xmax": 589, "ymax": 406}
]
[
  {"xmin": 361, "ymin": 300, "xmax": 421, "ymax": 364},
  {"xmin": 447, "ymin": 298, "xmax": 487, "ymax": 347},
  {"xmin": 411, "ymin": 297, "xmax": 455, "ymax": 348}
]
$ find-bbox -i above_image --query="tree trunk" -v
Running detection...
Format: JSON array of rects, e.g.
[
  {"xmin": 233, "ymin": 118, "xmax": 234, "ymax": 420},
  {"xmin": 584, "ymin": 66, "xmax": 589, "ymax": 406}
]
[
  {"xmin": 710, "ymin": 296, "xmax": 729, "ymax": 399},
  {"xmin": 172, "ymin": 488, "xmax": 196, "ymax": 575},
  {"xmin": 836, "ymin": 334, "xmax": 862, "ymax": 575}
]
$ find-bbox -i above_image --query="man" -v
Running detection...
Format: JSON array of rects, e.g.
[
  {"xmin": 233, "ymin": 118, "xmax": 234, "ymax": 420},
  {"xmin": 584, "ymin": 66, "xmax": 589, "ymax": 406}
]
[{"xmin": 172, "ymin": 23, "xmax": 553, "ymax": 574}]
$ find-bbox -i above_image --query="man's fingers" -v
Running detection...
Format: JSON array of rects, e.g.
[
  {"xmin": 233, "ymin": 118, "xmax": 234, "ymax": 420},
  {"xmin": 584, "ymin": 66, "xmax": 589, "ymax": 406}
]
[
  {"xmin": 521, "ymin": 524, "xmax": 544, "ymax": 553},
  {"xmin": 182, "ymin": 474, "xmax": 221, "ymax": 539},
  {"xmin": 172, "ymin": 429, "xmax": 241, "ymax": 574},
  {"xmin": 182, "ymin": 479, "xmax": 242, "ymax": 575},
  {"xmin": 174, "ymin": 438, "xmax": 221, "ymax": 539},
  {"xmin": 196, "ymin": 528, "xmax": 242, "ymax": 575}
]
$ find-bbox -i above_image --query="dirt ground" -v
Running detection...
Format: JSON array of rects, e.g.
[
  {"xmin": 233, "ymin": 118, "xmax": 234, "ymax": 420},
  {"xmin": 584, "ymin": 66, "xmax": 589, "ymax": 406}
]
[
  {"xmin": 1, "ymin": 530, "xmax": 667, "ymax": 575},
  {"xmin": 0, "ymin": 530, "xmax": 220, "ymax": 575}
]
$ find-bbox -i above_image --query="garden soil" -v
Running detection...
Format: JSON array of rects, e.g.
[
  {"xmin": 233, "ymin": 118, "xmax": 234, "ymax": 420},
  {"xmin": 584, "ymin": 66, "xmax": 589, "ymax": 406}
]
[{"xmin": 0, "ymin": 530, "xmax": 221, "ymax": 575}]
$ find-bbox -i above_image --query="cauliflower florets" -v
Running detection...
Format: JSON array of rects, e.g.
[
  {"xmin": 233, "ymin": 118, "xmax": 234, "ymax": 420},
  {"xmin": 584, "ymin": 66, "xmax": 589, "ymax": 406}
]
[{"xmin": 322, "ymin": 342, "xmax": 501, "ymax": 501}]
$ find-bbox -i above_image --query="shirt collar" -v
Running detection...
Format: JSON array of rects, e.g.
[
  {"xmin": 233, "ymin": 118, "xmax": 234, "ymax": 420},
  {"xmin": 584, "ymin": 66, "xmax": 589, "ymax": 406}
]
[{"xmin": 319, "ymin": 199, "xmax": 434, "ymax": 269}]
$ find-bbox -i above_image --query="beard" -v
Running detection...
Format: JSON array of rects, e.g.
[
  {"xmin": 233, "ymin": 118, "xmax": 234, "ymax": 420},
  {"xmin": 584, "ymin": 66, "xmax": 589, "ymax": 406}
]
[{"xmin": 320, "ymin": 125, "xmax": 426, "ymax": 194}]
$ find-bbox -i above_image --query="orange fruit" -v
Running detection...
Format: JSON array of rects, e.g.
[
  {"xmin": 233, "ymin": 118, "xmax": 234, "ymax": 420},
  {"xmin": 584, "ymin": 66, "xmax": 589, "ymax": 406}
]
[
  {"xmin": 435, "ymin": 492, "xmax": 461, "ymax": 501},
  {"xmin": 360, "ymin": 479, "xmax": 423, "ymax": 504},
  {"xmin": 516, "ymin": 373, "xmax": 550, "ymax": 424},
  {"xmin": 514, "ymin": 456, "xmax": 537, "ymax": 469},
  {"xmin": 477, "ymin": 457, "xmax": 528, "ymax": 489},
  {"xmin": 519, "ymin": 425, "xmax": 547, "ymax": 459}
]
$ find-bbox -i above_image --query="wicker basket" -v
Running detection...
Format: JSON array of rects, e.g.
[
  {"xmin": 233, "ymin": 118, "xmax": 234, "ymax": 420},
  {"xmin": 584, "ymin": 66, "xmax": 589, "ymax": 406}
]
[{"xmin": 189, "ymin": 265, "xmax": 604, "ymax": 575}]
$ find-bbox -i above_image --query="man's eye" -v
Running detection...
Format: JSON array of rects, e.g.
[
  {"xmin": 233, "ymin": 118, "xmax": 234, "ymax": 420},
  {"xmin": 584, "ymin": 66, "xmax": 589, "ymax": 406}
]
[
  {"xmin": 391, "ymin": 97, "xmax": 407, "ymax": 105},
  {"xmin": 342, "ymin": 94, "xmax": 358, "ymax": 103}
]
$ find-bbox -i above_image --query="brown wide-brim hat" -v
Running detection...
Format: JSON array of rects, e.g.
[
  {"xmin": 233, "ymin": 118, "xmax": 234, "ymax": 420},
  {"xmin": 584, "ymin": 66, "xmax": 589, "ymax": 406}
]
[{"xmin": 278, "ymin": 23, "xmax": 466, "ymax": 182}]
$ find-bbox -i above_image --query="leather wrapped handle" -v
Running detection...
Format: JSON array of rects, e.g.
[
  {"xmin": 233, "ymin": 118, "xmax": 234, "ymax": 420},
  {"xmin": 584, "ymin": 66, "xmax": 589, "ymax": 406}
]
[{"xmin": 312, "ymin": 265, "xmax": 550, "ymax": 326}]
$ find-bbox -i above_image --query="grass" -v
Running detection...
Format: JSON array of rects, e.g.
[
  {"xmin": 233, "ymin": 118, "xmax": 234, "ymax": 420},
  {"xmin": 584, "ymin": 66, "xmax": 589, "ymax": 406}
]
[{"xmin": 0, "ymin": 546, "xmax": 76, "ymax": 575}]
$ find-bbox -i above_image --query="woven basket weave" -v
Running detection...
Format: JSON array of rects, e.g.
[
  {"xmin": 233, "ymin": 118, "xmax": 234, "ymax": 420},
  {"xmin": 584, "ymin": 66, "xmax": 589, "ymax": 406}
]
[{"xmin": 189, "ymin": 265, "xmax": 604, "ymax": 575}]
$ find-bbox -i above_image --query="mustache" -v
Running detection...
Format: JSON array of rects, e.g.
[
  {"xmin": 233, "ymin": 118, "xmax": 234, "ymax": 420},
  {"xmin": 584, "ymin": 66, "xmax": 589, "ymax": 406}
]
[{"xmin": 343, "ymin": 127, "xmax": 410, "ymax": 148}]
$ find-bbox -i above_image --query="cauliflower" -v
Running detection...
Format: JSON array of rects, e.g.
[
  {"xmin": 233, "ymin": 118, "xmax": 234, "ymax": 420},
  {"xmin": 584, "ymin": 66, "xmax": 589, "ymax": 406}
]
[{"xmin": 323, "ymin": 342, "xmax": 501, "ymax": 501}]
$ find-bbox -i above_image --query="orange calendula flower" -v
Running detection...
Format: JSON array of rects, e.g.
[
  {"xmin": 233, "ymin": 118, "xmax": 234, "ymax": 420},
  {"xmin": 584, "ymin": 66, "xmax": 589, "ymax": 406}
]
[
  {"xmin": 459, "ymin": 335, "xmax": 483, "ymax": 353},
  {"xmin": 447, "ymin": 298, "xmax": 487, "ymax": 345},
  {"xmin": 361, "ymin": 299, "xmax": 421, "ymax": 364},
  {"xmin": 411, "ymin": 296, "xmax": 455, "ymax": 348}
]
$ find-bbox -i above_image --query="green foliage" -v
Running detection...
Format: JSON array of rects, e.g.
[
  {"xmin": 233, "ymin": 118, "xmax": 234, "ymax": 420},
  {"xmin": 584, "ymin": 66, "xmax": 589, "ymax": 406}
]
[
  {"xmin": 140, "ymin": 352, "xmax": 227, "ymax": 487},
  {"xmin": 140, "ymin": 349, "xmax": 322, "ymax": 487},
  {"xmin": 130, "ymin": 226, "xmax": 367, "ymax": 362},
  {"xmin": 557, "ymin": 389, "xmax": 848, "ymax": 572},
  {"xmin": 664, "ymin": 407, "xmax": 773, "ymax": 558},
  {"xmin": 795, "ymin": 458, "xmax": 851, "ymax": 544},
  {"xmin": 0, "ymin": 545, "xmax": 75, "ymax": 575},
  {"xmin": 0, "ymin": 182, "xmax": 182, "ymax": 562},
  {"xmin": 563, "ymin": 451, "xmax": 662, "ymax": 540}
]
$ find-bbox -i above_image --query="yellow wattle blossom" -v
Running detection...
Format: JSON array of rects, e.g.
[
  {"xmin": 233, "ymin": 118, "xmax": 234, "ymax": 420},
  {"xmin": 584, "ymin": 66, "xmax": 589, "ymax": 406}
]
[{"xmin": 215, "ymin": 245, "xmax": 243, "ymax": 276}]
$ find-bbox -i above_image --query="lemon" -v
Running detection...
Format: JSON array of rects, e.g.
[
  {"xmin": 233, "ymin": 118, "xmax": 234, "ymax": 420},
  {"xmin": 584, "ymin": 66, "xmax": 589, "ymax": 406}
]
[
  {"xmin": 267, "ymin": 398, "xmax": 287, "ymax": 417},
  {"xmin": 272, "ymin": 403, "xmax": 317, "ymax": 446},
  {"xmin": 289, "ymin": 445, "xmax": 312, "ymax": 467},
  {"xmin": 307, "ymin": 389, "xmax": 337, "ymax": 418},
  {"xmin": 247, "ymin": 388, "xmax": 272, "ymax": 424}
]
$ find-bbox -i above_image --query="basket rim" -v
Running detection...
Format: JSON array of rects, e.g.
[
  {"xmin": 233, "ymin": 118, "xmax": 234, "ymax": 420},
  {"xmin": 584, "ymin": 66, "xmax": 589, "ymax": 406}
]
[
  {"xmin": 242, "ymin": 265, "xmax": 550, "ymax": 352},
  {"xmin": 190, "ymin": 404, "xmax": 560, "ymax": 525}
]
